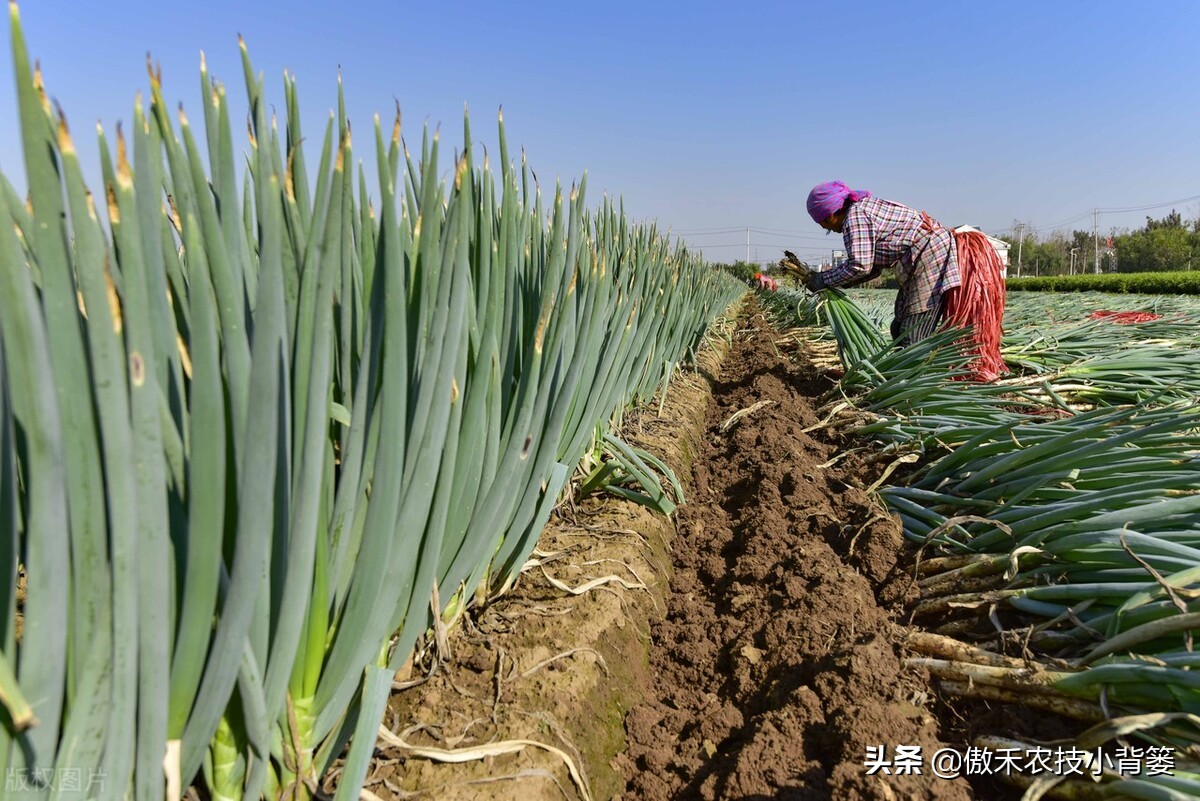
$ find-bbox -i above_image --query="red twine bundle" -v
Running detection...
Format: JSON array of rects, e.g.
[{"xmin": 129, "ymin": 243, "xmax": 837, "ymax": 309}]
[
  {"xmin": 943, "ymin": 229, "xmax": 1008, "ymax": 382},
  {"xmin": 1088, "ymin": 310, "xmax": 1161, "ymax": 324}
]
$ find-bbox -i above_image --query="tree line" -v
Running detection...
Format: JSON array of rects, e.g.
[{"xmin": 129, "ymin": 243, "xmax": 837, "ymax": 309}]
[{"xmin": 1002, "ymin": 210, "xmax": 1200, "ymax": 276}]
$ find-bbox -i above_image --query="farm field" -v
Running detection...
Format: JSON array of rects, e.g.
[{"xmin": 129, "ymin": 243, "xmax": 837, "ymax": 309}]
[
  {"xmin": 356, "ymin": 287, "xmax": 1200, "ymax": 800},
  {"xmin": 381, "ymin": 307, "xmax": 982, "ymax": 801},
  {"xmin": 6, "ymin": 3, "xmax": 1200, "ymax": 799}
]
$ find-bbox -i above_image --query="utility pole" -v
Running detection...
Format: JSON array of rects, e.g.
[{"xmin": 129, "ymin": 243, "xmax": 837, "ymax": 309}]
[
  {"xmin": 1093, "ymin": 209, "xmax": 1101, "ymax": 273},
  {"xmin": 1013, "ymin": 221, "xmax": 1025, "ymax": 277},
  {"xmin": 745, "ymin": 227, "xmax": 750, "ymax": 265}
]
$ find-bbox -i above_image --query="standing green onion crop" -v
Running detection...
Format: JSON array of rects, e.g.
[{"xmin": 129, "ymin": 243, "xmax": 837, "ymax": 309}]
[{"xmin": 0, "ymin": 5, "xmax": 745, "ymax": 799}]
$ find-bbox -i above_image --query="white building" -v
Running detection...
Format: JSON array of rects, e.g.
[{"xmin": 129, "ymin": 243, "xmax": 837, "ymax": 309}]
[{"xmin": 954, "ymin": 225, "xmax": 1011, "ymax": 279}]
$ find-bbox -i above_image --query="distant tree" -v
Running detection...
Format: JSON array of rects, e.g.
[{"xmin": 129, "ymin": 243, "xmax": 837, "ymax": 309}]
[
  {"xmin": 1027, "ymin": 240, "xmax": 1065, "ymax": 276},
  {"xmin": 714, "ymin": 260, "xmax": 767, "ymax": 283},
  {"xmin": 1145, "ymin": 210, "xmax": 1185, "ymax": 231},
  {"xmin": 1113, "ymin": 211, "xmax": 1200, "ymax": 272},
  {"xmin": 1002, "ymin": 211, "xmax": 1200, "ymax": 276}
]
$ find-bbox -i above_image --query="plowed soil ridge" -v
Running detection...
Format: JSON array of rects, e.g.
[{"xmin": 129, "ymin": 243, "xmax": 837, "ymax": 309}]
[
  {"xmin": 367, "ymin": 317, "xmax": 723, "ymax": 801},
  {"xmin": 618, "ymin": 320, "xmax": 975, "ymax": 801}
]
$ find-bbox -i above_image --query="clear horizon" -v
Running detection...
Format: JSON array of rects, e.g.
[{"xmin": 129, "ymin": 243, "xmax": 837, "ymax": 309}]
[{"xmin": 2, "ymin": 0, "xmax": 1198, "ymax": 267}]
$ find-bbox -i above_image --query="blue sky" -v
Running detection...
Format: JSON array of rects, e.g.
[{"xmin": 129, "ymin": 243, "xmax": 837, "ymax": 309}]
[{"xmin": 2, "ymin": 1, "xmax": 1199, "ymax": 265}]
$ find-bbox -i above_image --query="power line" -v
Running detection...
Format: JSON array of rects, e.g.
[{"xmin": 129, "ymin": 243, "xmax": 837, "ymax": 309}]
[
  {"xmin": 1096, "ymin": 194, "xmax": 1200, "ymax": 213},
  {"xmin": 669, "ymin": 227, "xmax": 746, "ymax": 235},
  {"xmin": 673, "ymin": 228, "xmax": 833, "ymax": 243},
  {"xmin": 747, "ymin": 229, "xmax": 837, "ymax": 243},
  {"xmin": 995, "ymin": 193, "xmax": 1200, "ymax": 237},
  {"xmin": 674, "ymin": 226, "xmax": 831, "ymax": 239},
  {"xmin": 686, "ymin": 242, "xmax": 829, "ymax": 250},
  {"xmin": 747, "ymin": 225, "xmax": 815, "ymax": 236},
  {"xmin": 1026, "ymin": 211, "xmax": 1094, "ymax": 233},
  {"xmin": 677, "ymin": 191, "xmax": 1200, "ymax": 244}
]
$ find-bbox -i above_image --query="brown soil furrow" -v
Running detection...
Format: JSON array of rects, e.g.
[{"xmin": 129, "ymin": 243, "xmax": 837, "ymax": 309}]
[{"xmin": 618, "ymin": 320, "xmax": 974, "ymax": 801}]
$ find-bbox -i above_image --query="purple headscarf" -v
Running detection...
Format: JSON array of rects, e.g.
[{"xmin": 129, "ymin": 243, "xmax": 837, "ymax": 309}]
[{"xmin": 806, "ymin": 181, "xmax": 871, "ymax": 224}]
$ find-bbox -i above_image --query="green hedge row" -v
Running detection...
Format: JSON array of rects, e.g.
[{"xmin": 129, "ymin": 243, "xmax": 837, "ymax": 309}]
[{"xmin": 1006, "ymin": 271, "xmax": 1200, "ymax": 294}]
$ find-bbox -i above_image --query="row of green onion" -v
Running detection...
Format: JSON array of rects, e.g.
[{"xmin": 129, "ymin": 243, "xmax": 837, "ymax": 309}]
[{"xmin": 0, "ymin": 6, "xmax": 744, "ymax": 799}]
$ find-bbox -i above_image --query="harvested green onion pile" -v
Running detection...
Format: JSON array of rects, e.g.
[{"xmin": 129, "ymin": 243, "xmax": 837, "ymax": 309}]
[{"xmin": 773, "ymin": 285, "xmax": 1200, "ymax": 799}]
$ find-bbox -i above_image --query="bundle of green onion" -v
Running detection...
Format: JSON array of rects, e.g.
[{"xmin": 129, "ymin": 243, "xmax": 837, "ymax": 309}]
[{"xmin": 818, "ymin": 287, "xmax": 891, "ymax": 370}]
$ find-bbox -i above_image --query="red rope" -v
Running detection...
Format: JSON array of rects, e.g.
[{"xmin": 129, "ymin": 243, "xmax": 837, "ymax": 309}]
[
  {"xmin": 932, "ymin": 219, "xmax": 1007, "ymax": 382},
  {"xmin": 1088, "ymin": 310, "xmax": 1161, "ymax": 324}
]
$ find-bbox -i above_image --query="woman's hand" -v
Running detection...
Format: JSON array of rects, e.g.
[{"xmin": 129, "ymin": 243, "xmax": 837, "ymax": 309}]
[
  {"xmin": 779, "ymin": 251, "xmax": 826, "ymax": 292},
  {"xmin": 779, "ymin": 251, "xmax": 812, "ymax": 279}
]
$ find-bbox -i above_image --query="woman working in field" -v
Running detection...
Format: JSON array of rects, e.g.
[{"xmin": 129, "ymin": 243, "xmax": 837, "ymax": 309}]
[{"xmin": 787, "ymin": 180, "xmax": 1007, "ymax": 381}]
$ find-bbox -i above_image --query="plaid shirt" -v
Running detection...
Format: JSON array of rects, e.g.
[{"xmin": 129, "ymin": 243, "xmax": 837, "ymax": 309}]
[{"xmin": 812, "ymin": 196, "xmax": 960, "ymax": 316}]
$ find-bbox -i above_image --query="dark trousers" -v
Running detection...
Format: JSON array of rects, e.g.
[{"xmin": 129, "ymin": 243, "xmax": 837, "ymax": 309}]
[{"xmin": 891, "ymin": 296, "xmax": 945, "ymax": 347}]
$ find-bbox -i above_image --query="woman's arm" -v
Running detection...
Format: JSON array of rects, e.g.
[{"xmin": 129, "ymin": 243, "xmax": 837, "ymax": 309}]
[
  {"xmin": 840, "ymin": 263, "xmax": 886, "ymax": 288},
  {"xmin": 809, "ymin": 207, "xmax": 877, "ymax": 290}
]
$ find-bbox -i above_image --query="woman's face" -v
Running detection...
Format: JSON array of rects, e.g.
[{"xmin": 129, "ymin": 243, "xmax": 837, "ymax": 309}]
[{"xmin": 819, "ymin": 208, "xmax": 847, "ymax": 234}]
